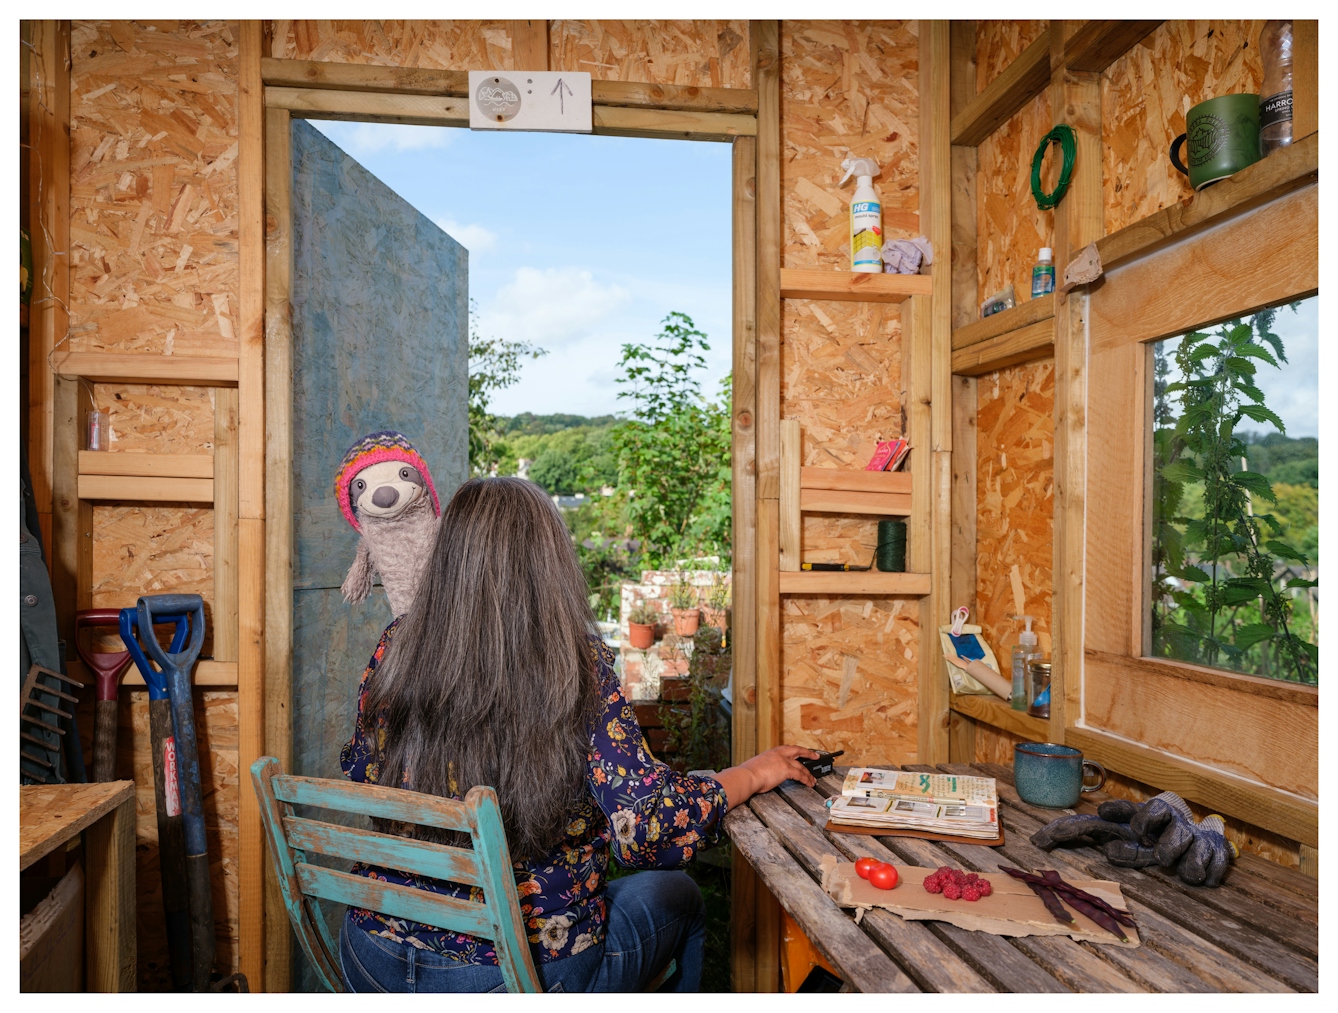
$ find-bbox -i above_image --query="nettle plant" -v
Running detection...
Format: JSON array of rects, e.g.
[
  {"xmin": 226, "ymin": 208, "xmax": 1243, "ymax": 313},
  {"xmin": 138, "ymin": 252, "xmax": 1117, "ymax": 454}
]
[{"xmin": 1150, "ymin": 306, "xmax": 1317, "ymax": 684}]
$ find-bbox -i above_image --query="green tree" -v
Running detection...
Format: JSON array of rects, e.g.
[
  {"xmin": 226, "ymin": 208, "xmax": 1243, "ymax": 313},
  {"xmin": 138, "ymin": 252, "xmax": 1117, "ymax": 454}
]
[
  {"xmin": 1150, "ymin": 306, "xmax": 1317, "ymax": 683},
  {"xmin": 468, "ymin": 300, "xmax": 547, "ymax": 475},
  {"xmin": 612, "ymin": 312, "xmax": 732, "ymax": 568}
]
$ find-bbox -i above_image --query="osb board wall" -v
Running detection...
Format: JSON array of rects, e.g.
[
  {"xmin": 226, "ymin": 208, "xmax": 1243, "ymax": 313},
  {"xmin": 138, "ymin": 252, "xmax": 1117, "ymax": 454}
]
[
  {"xmin": 782, "ymin": 21, "xmax": 920, "ymax": 265},
  {"xmin": 783, "ymin": 597, "xmax": 921, "ymax": 763},
  {"xmin": 975, "ymin": 361, "xmax": 1054, "ymax": 658},
  {"xmin": 126, "ymin": 690, "xmax": 239, "ymax": 987},
  {"xmin": 69, "ymin": 21, "xmax": 240, "ymax": 358},
  {"xmin": 976, "ymin": 90, "xmax": 1054, "ymax": 307},
  {"xmin": 778, "ymin": 21, "xmax": 921, "ymax": 764},
  {"xmin": 976, "ymin": 20, "xmax": 1046, "ymax": 93},
  {"xmin": 270, "ymin": 19, "xmax": 753, "ymax": 88},
  {"xmin": 973, "ymin": 22, "xmax": 1050, "ymax": 305},
  {"xmin": 550, "ymin": 21, "xmax": 750, "ymax": 87},
  {"xmin": 973, "ymin": 721, "xmax": 1298, "ymax": 867},
  {"xmin": 974, "ymin": 719, "xmax": 1026, "ymax": 766},
  {"xmin": 93, "ymin": 383, "xmax": 217, "ymax": 453},
  {"xmin": 271, "ymin": 19, "xmax": 516, "ymax": 68},
  {"xmin": 90, "ymin": 504, "xmax": 216, "ymax": 658},
  {"xmin": 1102, "ymin": 20, "xmax": 1265, "ymax": 235}
]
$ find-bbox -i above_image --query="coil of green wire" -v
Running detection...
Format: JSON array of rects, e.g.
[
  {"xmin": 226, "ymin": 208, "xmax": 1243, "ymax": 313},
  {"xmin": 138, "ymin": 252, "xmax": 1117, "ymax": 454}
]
[{"xmin": 1030, "ymin": 124, "xmax": 1076, "ymax": 211}]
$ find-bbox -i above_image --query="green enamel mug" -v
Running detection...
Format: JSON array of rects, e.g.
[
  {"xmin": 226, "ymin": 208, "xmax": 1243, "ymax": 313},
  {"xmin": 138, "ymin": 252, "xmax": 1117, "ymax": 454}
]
[{"xmin": 1170, "ymin": 93, "xmax": 1262, "ymax": 190}]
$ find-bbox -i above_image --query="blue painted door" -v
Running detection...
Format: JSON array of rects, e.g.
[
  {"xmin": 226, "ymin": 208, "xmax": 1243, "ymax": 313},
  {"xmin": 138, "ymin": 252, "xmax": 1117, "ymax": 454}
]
[{"xmin": 289, "ymin": 119, "xmax": 468, "ymax": 989}]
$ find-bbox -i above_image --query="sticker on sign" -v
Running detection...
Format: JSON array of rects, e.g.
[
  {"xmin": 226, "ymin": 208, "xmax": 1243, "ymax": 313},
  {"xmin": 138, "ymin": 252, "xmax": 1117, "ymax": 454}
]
[{"xmin": 469, "ymin": 71, "xmax": 592, "ymax": 133}]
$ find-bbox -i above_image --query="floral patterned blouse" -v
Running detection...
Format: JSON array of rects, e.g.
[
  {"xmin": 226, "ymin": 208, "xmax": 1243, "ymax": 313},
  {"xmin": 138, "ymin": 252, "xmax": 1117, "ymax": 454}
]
[{"xmin": 339, "ymin": 618, "xmax": 730, "ymax": 964}]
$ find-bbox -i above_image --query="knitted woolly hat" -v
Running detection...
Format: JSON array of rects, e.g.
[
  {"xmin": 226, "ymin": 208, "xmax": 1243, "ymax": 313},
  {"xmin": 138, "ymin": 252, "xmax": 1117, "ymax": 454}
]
[{"xmin": 334, "ymin": 430, "xmax": 441, "ymax": 533}]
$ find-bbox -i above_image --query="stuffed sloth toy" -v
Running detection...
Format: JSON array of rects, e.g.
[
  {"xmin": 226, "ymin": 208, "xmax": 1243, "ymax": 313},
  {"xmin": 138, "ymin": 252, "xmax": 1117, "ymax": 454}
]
[{"xmin": 334, "ymin": 430, "xmax": 442, "ymax": 617}]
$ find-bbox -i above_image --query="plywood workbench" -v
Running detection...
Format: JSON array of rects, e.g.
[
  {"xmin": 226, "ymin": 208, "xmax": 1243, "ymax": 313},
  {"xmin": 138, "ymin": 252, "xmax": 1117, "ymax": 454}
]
[{"xmin": 21, "ymin": 781, "xmax": 137, "ymax": 992}]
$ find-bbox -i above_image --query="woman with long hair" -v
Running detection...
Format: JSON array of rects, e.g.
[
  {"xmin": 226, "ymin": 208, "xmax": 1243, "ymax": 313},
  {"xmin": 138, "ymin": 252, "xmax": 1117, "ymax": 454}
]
[{"xmin": 338, "ymin": 477, "xmax": 817, "ymax": 992}]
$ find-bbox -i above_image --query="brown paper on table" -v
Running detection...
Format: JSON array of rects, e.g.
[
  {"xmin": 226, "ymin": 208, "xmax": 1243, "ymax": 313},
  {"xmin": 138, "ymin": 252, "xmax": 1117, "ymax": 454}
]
[{"xmin": 820, "ymin": 858, "xmax": 1140, "ymax": 948}]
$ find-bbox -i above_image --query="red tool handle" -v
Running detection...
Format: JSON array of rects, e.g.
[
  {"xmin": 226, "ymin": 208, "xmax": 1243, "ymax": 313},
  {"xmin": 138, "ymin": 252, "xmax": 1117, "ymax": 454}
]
[{"xmin": 74, "ymin": 608, "xmax": 133, "ymax": 701}]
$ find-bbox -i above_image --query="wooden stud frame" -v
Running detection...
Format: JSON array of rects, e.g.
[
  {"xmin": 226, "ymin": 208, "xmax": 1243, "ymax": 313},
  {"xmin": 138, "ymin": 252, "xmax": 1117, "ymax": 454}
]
[
  {"xmin": 1081, "ymin": 183, "xmax": 1318, "ymax": 846},
  {"xmin": 253, "ymin": 38, "xmax": 768, "ymax": 992},
  {"xmin": 936, "ymin": 20, "xmax": 1325, "ymax": 837}
]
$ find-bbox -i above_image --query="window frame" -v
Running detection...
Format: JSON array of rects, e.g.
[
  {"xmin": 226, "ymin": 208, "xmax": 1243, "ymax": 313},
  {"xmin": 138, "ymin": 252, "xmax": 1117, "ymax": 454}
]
[{"xmin": 1077, "ymin": 182, "xmax": 1318, "ymax": 847}]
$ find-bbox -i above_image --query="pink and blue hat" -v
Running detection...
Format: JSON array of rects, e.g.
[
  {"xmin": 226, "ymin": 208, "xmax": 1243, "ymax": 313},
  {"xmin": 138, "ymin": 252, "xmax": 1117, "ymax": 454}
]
[{"xmin": 333, "ymin": 430, "xmax": 441, "ymax": 533}]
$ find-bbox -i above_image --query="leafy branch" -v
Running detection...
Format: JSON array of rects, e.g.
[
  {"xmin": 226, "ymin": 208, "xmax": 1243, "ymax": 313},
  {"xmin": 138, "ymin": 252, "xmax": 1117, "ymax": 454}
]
[
  {"xmin": 468, "ymin": 299, "xmax": 547, "ymax": 474},
  {"xmin": 1150, "ymin": 307, "xmax": 1317, "ymax": 684}
]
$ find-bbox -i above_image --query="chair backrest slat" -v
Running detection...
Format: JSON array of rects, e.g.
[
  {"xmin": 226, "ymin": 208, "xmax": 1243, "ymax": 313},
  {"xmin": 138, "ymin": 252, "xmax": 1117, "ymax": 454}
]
[
  {"xmin": 272, "ymin": 774, "xmax": 475, "ymax": 833},
  {"xmin": 283, "ymin": 815, "xmax": 483, "ymax": 887},
  {"xmin": 295, "ymin": 863, "xmax": 493, "ymax": 940}
]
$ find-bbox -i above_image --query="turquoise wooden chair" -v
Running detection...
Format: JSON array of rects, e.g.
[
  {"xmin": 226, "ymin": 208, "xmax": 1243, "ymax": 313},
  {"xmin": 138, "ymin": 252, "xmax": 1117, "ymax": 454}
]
[{"xmin": 250, "ymin": 756, "xmax": 541, "ymax": 992}]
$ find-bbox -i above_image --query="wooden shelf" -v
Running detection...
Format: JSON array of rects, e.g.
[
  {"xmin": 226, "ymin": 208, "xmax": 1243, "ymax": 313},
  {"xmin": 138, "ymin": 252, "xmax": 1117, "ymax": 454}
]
[
  {"xmin": 78, "ymin": 474, "xmax": 215, "ymax": 503},
  {"xmin": 801, "ymin": 467, "xmax": 911, "ymax": 495},
  {"xmin": 952, "ymin": 293, "xmax": 1053, "ymax": 350},
  {"xmin": 780, "ymin": 268, "xmax": 931, "ymax": 303},
  {"xmin": 801, "ymin": 488, "xmax": 910, "ymax": 516},
  {"xmin": 779, "ymin": 571, "xmax": 930, "ymax": 595},
  {"xmin": 52, "ymin": 352, "xmax": 239, "ymax": 385},
  {"xmin": 949, "ymin": 691, "xmax": 1049, "ymax": 741},
  {"xmin": 79, "ymin": 451, "xmax": 214, "ymax": 480}
]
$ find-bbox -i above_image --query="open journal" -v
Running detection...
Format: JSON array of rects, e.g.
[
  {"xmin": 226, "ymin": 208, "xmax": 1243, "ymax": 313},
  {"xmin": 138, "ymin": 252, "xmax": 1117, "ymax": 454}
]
[{"xmin": 827, "ymin": 768, "xmax": 1001, "ymax": 840}]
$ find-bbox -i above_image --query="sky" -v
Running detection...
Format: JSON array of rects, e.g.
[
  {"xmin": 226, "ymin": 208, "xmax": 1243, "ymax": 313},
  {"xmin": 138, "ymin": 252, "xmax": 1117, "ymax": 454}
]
[
  {"xmin": 308, "ymin": 120, "xmax": 733, "ymax": 418},
  {"xmin": 1158, "ymin": 295, "xmax": 1319, "ymax": 439}
]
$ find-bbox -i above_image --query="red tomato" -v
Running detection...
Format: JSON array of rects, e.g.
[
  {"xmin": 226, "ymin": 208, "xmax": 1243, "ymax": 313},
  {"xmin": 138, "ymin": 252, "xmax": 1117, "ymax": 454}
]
[
  {"xmin": 855, "ymin": 857, "xmax": 880, "ymax": 880},
  {"xmin": 868, "ymin": 863, "xmax": 900, "ymax": 891}
]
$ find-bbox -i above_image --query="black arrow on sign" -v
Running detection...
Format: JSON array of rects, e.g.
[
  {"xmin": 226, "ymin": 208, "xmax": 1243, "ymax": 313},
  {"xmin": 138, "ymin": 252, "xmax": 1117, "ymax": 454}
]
[{"xmin": 551, "ymin": 77, "xmax": 574, "ymax": 115}]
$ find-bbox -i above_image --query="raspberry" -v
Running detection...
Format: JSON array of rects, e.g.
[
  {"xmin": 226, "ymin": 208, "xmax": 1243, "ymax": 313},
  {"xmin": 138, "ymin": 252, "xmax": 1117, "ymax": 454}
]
[
  {"xmin": 964, "ymin": 873, "xmax": 980, "ymax": 884},
  {"xmin": 942, "ymin": 882, "xmax": 962, "ymax": 900},
  {"xmin": 961, "ymin": 885, "xmax": 982, "ymax": 902},
  {"xmin": 979, "ymin": 880, "xmax": 993, "ymax": 897},
  {"xmin": 923, "ymin": 875, "xmax": 943, "ymax": 894}
]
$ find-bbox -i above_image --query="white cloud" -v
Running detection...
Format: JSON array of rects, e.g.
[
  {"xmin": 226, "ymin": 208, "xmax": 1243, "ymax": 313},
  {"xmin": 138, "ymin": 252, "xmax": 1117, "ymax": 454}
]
[
  {"xmin": 309, "ymin": 120, "xmax": 451, "ymax": 156},
  {"xmin": 433, "ymin": 218, "xmax": 498, "ymax": 253},
  {"xmin": 479, "ymin": 267, "xmax": 630, "ymax": 350}
]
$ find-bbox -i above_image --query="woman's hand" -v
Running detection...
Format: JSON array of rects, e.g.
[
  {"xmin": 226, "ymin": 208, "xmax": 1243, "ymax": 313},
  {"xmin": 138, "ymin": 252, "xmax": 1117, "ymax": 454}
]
[{"xmin": 711, "ymin": 745, "xmax": 821, "ymax": 809}]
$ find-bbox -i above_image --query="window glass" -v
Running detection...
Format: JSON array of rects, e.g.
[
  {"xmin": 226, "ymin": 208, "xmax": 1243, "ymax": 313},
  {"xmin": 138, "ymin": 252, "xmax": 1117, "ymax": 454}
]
[{"xmin": 1149, "ymin": 297, "xmax": 1318, "ymax": 685}]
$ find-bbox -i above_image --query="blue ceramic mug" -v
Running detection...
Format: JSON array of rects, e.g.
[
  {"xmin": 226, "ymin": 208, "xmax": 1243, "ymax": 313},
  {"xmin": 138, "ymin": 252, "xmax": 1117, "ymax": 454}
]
[{"xmin": 1014, "ymin": 742, "xmax": 1106, "ymax": 809}]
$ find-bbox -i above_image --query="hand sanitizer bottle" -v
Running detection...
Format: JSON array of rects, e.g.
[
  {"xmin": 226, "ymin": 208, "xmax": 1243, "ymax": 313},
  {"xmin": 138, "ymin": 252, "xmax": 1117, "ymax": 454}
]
[
  {"xmin": 1031, "ymin": 248, "xmax": 1055, "ymax": 298},
  {"xmin": 1010, "ymin": 615, "xmax": 1038, "ymax": 711}
]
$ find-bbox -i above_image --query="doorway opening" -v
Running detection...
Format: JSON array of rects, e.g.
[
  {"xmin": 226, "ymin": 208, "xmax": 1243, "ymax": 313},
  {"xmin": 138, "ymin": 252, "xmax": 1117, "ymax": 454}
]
[{"xmin": 290, "ymin": 116, "xmax": 738, "ymax": 990}]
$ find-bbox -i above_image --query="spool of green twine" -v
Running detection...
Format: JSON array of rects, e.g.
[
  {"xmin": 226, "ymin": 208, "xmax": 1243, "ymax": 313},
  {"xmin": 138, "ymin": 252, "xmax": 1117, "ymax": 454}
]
[{"xmin": 876, "ymin": 519, "xmax": 907, "ymax": 572}]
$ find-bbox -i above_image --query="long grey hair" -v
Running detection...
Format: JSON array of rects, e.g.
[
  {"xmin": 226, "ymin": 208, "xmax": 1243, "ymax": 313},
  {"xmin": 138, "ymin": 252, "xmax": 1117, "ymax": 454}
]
[{"xmin": 366, "ymin": 476, "xmax": 601, "ymax": 859}]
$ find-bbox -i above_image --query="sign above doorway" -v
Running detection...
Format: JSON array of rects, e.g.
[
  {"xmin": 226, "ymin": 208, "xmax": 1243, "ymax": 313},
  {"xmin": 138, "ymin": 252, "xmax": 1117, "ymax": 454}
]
[{"xmin": 468, "ymin": 71, "xmax": 593, "ymax": 133}]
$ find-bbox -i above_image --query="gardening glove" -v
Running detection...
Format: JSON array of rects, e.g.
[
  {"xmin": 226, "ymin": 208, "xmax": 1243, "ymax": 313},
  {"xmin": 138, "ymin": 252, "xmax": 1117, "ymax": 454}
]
[
  {"xmin": 1175, "ymin": 813, "xmax": 1237, "ymax": 887},
  {"xmin": 1128, "ymin": 791, "xmax": 1197, "ymax": 867},
  {"xmin": 1030, "ymin": 813, "xmax": 1140, "ymax": 850},
  {"xmin": 1105, "ymin": 792, "xmax": 1236, "ymax": 887}
]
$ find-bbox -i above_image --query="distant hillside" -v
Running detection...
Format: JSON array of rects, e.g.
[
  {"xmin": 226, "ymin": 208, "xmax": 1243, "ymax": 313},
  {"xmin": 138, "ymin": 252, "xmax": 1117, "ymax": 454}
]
[
  {"xmin": 1244, "ymin": 432, "xmax": 1318, "ymax": 489},
  {"xmin": 496, "ymin": 412, "xmax": 620, "ymax": 436}
]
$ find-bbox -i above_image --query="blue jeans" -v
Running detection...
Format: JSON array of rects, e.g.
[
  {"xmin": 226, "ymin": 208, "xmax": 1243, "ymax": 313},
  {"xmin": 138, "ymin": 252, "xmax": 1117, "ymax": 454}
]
[{"xmin": 339, "ymin": 870, "xmax": 706, "ymax": 992}]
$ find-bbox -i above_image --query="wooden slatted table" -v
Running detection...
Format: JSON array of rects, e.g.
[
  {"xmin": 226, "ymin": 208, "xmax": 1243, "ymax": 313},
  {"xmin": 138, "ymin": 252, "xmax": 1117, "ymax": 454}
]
[{"xmin": 723, "ymin": 763, "xmax": 1317, "ymax": 992}]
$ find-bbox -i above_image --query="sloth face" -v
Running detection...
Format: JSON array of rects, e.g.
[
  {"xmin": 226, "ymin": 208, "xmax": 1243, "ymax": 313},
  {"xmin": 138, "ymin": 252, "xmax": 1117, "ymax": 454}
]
[{"xmin": 350, "ymin": 460, "xmax": 426, "ymax": 520}]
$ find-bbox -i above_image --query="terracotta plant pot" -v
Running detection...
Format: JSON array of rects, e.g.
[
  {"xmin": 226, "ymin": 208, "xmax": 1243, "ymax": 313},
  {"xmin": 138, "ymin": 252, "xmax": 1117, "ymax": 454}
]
[
  {"xmin": 627, "ymin": 621, "xmax": 656, "ymax": 650},
  {"xmin": 672, "ymin": 608, "xmax": 701, "ymax": 637},
  {"xmin": 702, "ymin": 606, "xmax": 727, "ymax": 632}
]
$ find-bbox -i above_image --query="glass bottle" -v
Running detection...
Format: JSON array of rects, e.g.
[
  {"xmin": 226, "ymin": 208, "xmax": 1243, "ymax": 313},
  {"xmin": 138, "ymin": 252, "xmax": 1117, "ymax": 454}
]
[{"xmin": 1259, "ymin": 20, "xmax": 1294, "ymax": 156}]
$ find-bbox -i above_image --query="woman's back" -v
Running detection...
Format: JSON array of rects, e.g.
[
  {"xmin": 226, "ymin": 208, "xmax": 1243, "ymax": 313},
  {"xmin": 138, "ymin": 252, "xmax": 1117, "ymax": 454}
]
[{"xmin": 341, "ymin": 621, "xmax": 726, "ymax": 963}]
